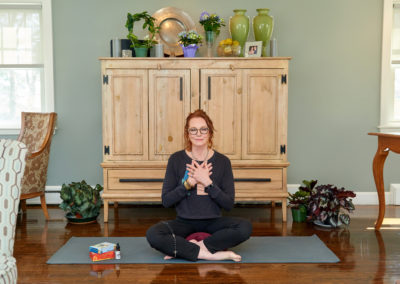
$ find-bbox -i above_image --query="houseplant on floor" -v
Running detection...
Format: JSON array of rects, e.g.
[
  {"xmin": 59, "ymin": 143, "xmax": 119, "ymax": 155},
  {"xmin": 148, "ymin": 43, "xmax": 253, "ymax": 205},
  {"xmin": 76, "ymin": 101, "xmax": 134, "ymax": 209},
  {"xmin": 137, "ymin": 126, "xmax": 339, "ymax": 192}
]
[
  {"xmin": 59, "ymin": 180, "xmax": 103, "ymax": 224},
  {"xmin": 125, "ymin": 11, "xmax": 160, "ymax": 57},
  {"xmin": 288, "ymin": 180, "xmax": 313, "ymax": 222},
  {"xmin": 308, "ymin": 181, "xmax": 356, "ymax": 228}
]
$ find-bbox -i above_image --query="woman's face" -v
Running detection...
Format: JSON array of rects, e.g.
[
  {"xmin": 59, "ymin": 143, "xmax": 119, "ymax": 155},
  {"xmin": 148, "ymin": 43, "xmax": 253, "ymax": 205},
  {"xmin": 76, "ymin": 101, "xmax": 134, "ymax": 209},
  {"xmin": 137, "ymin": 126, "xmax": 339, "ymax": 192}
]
[{"xmin": 188, "ymin": 117, "xmax": 210, "ymax": 148}]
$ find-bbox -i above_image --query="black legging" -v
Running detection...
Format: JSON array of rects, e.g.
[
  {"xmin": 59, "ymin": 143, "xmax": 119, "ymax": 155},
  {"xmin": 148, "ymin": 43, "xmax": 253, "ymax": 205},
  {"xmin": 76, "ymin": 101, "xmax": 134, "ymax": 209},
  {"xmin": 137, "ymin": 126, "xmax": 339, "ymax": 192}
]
[{"xmin": 146, "ymin": 216, "xmax": 252, "ymax": 261}]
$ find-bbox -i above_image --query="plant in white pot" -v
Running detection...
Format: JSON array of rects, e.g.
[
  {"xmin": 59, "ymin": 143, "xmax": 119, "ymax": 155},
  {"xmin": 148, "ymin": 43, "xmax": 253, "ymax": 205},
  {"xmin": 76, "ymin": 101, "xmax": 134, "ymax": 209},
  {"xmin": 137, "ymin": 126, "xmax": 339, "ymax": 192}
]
[{"xmin": 308, "ymin": 181, "xmax": 356, "ymax": 228}]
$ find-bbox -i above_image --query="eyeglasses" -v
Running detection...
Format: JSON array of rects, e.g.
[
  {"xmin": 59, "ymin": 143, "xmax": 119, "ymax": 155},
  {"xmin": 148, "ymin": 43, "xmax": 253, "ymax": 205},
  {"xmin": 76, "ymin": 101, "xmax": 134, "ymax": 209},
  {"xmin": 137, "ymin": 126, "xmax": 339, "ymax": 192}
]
[{"xmin": 188, "ymin": 127, "xmax": 209, "ymax": 135}]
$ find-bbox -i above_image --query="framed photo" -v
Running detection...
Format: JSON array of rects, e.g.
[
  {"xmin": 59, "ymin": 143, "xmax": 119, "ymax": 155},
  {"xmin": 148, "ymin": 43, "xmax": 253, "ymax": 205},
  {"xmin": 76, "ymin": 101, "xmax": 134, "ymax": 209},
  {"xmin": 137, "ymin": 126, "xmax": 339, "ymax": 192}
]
[{"xmin": 244, "ymin": 41, "xmax": 262, "ymax": 57}]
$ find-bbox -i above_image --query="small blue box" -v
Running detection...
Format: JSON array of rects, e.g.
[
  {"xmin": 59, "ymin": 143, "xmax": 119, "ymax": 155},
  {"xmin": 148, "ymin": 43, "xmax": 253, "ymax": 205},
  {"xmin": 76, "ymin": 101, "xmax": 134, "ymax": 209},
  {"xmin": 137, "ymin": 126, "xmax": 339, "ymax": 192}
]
[{"xmin": 89, "ymin": 242, "xmax": 115, "ymax": 254}]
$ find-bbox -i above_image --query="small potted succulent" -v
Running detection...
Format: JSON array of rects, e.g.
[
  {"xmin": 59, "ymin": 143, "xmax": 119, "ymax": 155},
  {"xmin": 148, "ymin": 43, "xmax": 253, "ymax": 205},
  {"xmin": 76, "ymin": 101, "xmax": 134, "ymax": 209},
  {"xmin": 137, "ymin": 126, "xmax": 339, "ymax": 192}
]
[
  {"xmin": 59, "ymin": 180, "xmax": 103, "ymax": 224},
  {"xmin": 307, "ymin": 181, "xmax": 356, "ymax": 228},
  {"xmin": 178, "ymin": 30, "xmax": 203, "ymax": 57},
  {"xmin": 125, "ymin": 11, "xmax": 160, "ymax": 57},
  {"xmin": 288, "ymin": 180, "xmax": 313, "ymax": 222}
]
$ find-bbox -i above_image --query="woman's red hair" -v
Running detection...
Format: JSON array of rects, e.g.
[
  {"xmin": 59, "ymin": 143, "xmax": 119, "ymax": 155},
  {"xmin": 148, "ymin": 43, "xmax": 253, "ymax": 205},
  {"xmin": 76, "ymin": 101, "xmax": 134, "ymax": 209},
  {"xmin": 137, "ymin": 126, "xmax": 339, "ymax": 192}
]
[{"xmin": 184, "ymin": 109, "xmax": 215, "ymax": 150}]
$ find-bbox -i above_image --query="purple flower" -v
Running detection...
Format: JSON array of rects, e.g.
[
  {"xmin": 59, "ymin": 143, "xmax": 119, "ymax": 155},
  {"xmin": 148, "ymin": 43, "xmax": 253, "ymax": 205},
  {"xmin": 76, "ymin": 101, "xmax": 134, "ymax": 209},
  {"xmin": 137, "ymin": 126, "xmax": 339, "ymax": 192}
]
[{"xmin": 200, "ymin": 11, "xmax": 210, "ymax": 21}]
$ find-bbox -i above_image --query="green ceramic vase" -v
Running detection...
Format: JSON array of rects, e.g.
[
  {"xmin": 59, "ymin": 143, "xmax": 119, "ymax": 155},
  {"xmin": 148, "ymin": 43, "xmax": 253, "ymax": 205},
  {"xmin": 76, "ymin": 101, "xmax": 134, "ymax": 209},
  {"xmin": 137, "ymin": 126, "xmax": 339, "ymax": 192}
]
[
  {"xmin": 229, "ymin": 9, "xmax": 249, "ymax": 57},
  {"xmin": 253, "ymin": 8, "xmax": 274, "ymax": 57}
]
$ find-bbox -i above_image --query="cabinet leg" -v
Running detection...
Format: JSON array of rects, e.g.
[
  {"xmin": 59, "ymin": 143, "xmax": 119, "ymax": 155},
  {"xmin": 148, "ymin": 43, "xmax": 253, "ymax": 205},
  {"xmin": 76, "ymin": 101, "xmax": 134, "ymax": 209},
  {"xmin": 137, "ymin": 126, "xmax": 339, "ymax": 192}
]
[
  {"xmin": 104, "ymin": 201, "xmax": 109, "ymax": 223},
  {"xmin": 282, "ymin": 198, "xmax": 287, "ymax": 222}
]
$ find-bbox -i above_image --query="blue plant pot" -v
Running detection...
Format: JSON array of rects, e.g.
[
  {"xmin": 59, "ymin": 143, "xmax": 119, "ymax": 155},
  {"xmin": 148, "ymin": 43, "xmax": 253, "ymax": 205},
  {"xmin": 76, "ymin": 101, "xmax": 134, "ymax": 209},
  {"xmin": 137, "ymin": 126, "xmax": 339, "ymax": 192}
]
[{"xmin": 180, "ymin": 44, "xmax": 199, "ymax": 57}]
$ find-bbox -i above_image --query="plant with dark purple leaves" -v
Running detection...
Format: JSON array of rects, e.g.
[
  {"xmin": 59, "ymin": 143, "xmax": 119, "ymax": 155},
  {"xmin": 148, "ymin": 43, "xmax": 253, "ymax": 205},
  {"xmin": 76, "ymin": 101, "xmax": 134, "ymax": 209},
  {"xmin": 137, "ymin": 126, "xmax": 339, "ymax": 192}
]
[{"xmin": 308, "ymin": 182, "xmax": 356, "ymax": 227}]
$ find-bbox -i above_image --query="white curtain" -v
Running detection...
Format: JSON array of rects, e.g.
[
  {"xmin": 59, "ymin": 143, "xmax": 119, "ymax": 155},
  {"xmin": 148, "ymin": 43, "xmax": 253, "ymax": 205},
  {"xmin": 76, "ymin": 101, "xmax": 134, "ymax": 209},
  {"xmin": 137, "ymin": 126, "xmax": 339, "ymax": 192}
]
[{"xmin": 0, "ymin": 5, "xmax": 43, "ymax": 128}]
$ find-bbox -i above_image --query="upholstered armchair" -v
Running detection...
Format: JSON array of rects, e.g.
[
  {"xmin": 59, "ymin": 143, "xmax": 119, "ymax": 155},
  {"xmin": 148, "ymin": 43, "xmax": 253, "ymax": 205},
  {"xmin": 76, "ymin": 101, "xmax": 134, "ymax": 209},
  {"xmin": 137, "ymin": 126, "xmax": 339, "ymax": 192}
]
[
  {"xmin": 0, "ymin": 139, "xmax": 28, "ymax": 284},
  {"xmin": 17, "ymin": 112, "xmax": 57, "ymax": 220}
]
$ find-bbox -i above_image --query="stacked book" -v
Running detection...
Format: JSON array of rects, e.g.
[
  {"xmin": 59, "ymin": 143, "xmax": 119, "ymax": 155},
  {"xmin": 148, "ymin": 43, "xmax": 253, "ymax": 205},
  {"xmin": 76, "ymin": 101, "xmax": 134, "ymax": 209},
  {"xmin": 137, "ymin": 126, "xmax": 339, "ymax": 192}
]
[{"xmin": 89, "ymin": 242, "xmax": 116, "ymax": 261}]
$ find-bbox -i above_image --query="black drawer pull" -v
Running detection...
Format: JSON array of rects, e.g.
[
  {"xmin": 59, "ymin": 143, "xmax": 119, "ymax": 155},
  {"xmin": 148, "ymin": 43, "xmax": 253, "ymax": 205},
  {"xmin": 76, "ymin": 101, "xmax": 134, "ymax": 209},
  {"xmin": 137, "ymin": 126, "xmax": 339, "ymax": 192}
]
[
  {"xmin": 119, "ymin": 179, "xmax": 164, "ymax": 182},
  {"xmin": 234, "ymin": 178, "xmax": 271, "ymax": 182}
]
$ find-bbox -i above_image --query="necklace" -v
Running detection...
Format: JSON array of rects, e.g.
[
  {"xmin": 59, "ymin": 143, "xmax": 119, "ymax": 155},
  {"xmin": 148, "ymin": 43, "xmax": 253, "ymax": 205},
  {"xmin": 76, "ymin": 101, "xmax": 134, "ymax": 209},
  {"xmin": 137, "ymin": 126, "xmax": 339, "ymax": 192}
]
[{"xmin": 191, "ymin": 148, "xmax": 209, "ymax": 162}]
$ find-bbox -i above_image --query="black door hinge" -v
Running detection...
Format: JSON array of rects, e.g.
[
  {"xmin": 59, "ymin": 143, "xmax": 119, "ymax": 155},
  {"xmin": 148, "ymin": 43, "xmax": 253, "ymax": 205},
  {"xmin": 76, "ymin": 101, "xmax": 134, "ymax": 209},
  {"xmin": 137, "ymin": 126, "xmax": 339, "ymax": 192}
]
[
  {"xmin": 104, "ymin": 145, "xmax": 110, "ymax": 155},
  {"xmin": 103, "ymin": 75, "xmax": 109, "ymax": 85},
  {"xmin": 280, "ymin": 145, "xmax": 286, "ymax": 154},
  {"xmin": 281, "ymin": 74, "xmax": 287, "ymax": 84}
]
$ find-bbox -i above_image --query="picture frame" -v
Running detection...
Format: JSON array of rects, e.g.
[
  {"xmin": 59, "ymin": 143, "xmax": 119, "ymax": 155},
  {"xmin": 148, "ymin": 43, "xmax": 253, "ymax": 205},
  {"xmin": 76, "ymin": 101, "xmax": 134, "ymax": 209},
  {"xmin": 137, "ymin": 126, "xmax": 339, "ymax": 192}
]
[{"xmin": 244, "ymin": 41, "xmax": 262, "ymax": 57}]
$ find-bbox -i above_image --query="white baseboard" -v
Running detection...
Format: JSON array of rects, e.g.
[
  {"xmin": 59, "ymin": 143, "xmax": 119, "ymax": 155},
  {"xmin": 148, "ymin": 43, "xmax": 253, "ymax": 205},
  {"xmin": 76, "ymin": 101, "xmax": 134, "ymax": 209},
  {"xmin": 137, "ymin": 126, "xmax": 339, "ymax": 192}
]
[
  {"xmin": 27, "ymin": 184, "xmax": 400, "ymax": 206},
  {"xmin": 287, "ymin": 184, "xmax": 398, "ymax": 205}
]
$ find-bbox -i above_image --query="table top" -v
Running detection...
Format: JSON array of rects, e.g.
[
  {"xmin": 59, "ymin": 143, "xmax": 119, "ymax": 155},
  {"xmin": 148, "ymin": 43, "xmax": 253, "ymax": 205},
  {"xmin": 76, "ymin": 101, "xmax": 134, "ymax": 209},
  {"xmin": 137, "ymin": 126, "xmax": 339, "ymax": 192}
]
[{"xmin": 368, "ymin": 132, "xmax": 400, "ymax": 138}]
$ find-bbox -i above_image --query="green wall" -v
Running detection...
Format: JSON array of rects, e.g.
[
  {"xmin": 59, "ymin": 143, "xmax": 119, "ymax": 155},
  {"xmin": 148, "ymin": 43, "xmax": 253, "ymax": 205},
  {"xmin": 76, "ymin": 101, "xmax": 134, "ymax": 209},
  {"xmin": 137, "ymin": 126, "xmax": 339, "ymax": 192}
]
[{"xmin": 4, "ymin": 0, "xmax": 398, "ymax": 193}]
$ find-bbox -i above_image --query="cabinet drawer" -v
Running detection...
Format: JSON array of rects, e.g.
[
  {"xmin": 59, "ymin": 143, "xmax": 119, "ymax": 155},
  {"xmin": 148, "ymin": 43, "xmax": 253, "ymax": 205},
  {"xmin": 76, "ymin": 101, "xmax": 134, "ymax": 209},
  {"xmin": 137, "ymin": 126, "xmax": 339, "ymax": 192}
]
[
  {"xmin": 233, "ymin": 168, "xmax": 283, "ymax": 193},
  {"xmin": 107, "ymin": 169, "xmax": 165, "ymax": 190}
]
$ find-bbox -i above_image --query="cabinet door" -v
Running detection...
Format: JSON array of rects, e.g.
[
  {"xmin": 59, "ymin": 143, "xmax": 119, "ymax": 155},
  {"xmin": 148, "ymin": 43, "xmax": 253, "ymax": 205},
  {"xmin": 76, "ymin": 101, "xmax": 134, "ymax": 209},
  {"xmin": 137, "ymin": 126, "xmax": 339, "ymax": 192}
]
[
  {"xmin": 103, "ymin": 69, "xmax": 148, "ymax": 161},
  {"xmin": 149, "ymin": 69, "xmax": 191, "ymax": 160},
  {"xmin": 242, "ymin": 69, "xmax": 287, "ymax": 160},
  {"xmin": 200, "ymin": 69, "xmax": 242, "ymax": 160}
]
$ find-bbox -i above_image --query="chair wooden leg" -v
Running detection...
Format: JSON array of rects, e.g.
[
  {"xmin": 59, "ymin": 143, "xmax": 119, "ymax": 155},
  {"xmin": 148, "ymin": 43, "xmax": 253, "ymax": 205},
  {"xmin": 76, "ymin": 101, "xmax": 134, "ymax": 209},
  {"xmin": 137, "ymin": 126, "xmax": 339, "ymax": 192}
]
[
  {"xmin": 20, "ymin": 199, "xmax": 27, "ymax": 212},
  {"xmin": 40, "ymin": 194, "xmax": 50, "ymax": 220}
]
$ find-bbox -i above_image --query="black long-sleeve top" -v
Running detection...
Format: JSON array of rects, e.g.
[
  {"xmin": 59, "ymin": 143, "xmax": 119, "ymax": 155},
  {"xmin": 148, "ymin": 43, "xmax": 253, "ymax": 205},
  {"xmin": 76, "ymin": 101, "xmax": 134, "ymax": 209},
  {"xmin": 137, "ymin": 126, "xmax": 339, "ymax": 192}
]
[{"xmin": 162, "ymin": 150, "xmax": 235, "ymax": 219}]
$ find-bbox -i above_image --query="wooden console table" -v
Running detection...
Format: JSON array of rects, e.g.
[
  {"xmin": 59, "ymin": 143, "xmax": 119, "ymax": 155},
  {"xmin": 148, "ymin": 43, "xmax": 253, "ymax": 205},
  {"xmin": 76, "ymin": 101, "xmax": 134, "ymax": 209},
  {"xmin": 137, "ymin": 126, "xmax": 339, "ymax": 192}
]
[{"xmin": 368, "ymin": 132, "xmax": 400, "ymax": 230}]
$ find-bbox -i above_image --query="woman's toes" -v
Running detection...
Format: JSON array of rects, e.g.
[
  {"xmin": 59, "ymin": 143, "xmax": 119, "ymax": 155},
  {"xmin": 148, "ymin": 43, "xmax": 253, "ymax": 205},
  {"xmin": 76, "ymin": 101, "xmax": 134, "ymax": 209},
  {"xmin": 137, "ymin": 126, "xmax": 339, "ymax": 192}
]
[{"xmin": 231, "ymin": 252, "xmax": 241, "ymax": 262}]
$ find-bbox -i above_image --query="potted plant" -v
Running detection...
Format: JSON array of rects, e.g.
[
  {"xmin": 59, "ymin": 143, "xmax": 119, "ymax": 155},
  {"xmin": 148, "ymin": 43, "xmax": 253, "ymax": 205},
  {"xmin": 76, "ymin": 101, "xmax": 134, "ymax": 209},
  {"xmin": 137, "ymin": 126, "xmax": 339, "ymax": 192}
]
[
  {"xmin": 308, "ymin": 181, "xmax": 356, "ymax": 228},
  {"xmin": 288, "ymin": 180, "xmax": 313, "ymax": 222},
  {"xmin": 59, "ymin": 180, "xmax": 103, "ymax": 224},
  {"xmin": 199, "ymin": 11, "xmax": 225, "ymax": 56},
  {"xmin": 125, "ymin": 11, "xmax": 160, "ymax": 57},
  {"xmin": 178, "ymin": 30, "xmax": 203, "ymax": 57}
]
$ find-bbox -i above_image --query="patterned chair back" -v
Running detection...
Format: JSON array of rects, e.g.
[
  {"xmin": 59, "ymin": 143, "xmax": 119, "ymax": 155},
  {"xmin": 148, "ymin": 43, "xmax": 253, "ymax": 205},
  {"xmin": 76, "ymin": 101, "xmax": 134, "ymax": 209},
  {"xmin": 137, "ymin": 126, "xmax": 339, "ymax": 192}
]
[
  {"xmin": 0, "ymin": 140, "xmax": 27, "ymax": 256},
  {"xmin": 18, "ymin": 112, "xmax": 53, "ymax": 153},
  {"xmin": 18, "ymin": 112, "xmax": 57, "ymax": 197}
]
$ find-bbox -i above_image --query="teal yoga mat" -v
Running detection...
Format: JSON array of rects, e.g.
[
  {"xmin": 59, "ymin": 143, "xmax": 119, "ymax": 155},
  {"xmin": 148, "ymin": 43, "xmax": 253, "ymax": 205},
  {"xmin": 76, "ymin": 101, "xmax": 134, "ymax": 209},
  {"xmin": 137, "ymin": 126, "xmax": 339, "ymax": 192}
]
[{"xmin": 47, "ymin": 235, "xmax": 339, "ymax": 264}]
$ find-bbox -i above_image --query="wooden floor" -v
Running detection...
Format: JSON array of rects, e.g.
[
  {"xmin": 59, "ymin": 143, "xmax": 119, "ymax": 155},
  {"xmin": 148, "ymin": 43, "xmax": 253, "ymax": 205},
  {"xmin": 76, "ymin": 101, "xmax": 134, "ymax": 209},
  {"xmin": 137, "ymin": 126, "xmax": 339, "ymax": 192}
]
[{"xmin": 14, "ymin": 204, "xmax": 400, "ymax": 284}]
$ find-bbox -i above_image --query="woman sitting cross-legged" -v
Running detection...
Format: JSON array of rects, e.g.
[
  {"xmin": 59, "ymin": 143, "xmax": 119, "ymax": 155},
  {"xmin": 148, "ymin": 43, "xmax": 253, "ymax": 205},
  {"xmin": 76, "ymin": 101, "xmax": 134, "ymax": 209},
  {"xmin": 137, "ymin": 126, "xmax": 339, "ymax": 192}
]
[{"xmin": 146, "ymin": 109, "xmax": 252, "ymax": 262}]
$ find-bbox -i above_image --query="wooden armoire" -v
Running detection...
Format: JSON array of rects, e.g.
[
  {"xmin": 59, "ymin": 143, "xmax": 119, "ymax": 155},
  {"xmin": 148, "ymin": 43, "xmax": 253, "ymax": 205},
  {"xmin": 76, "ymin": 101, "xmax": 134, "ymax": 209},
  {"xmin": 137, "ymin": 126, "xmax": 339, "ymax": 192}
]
[{"xmin": 100, "ymin": 57, "xmax": 290, "ymax": 222}]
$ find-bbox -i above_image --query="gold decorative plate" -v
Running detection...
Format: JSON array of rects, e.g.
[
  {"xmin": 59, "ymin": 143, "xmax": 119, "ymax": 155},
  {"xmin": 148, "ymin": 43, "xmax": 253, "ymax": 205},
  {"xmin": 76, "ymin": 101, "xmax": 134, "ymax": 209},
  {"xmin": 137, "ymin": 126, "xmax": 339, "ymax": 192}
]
[{"xmin": 152, "ymin": 7, "xmax": 197, "ymax": 56}]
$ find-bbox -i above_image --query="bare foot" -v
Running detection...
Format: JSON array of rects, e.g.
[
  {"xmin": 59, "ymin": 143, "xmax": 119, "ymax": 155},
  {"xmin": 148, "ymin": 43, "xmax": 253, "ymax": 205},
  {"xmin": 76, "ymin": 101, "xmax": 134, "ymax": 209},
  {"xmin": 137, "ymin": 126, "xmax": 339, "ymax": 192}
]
[
  {"xmin": 196, "ymin": 240, "xmax": 242, "ymax": 262},
  {"xmin": 227, "ymin": 251, "xmax": 241, "ymax": 262}
]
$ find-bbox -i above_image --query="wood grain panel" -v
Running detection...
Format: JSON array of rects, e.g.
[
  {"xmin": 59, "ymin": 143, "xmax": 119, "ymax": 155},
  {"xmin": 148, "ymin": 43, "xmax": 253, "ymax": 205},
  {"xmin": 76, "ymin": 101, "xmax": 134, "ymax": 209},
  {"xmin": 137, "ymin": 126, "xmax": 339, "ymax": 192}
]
[
  {"xmin": 149, "ymin": 69, "xmax": 191, "ymax": 160},
  {"xmin": 107, "ymin": 169, "xmax": 165, "ymax": 190},
  {"xmin": 233, "ymin": 168, "xmax": 283, "ymax": 192},
  {"xmin": 242, "ymin": 69, "xmax": 285, "ymax": 160},
  {"xmin": 200, "ymin": 69, "xmax": 241, "ymax": 159},
  {"xmin": 104, "ymin": 69, "xmax": 148, "ymax": 161}
]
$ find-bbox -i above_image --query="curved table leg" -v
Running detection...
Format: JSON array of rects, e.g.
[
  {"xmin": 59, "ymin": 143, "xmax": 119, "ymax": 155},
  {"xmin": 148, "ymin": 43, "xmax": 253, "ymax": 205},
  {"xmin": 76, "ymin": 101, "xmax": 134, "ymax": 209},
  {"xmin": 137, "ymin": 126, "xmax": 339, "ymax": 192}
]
[{"xmin": 372, "ymin": 147, "xmax": 389, "ymax": 230}]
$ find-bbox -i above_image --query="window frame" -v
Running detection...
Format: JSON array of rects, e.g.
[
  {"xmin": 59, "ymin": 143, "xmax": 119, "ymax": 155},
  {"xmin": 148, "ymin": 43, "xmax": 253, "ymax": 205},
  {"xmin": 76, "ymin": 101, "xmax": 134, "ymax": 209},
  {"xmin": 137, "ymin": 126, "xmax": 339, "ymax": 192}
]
[{"xmin": 0, "ymin": 0, "xmax": 54, "ymax": 135}]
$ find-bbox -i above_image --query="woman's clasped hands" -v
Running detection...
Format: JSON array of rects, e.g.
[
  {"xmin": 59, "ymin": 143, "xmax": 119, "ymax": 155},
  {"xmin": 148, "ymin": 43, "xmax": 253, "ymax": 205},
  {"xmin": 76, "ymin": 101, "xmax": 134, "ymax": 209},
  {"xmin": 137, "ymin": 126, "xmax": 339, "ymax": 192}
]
[{"xmin": 186, "ymin": 161, "xmax": 213, "ymax": 195}]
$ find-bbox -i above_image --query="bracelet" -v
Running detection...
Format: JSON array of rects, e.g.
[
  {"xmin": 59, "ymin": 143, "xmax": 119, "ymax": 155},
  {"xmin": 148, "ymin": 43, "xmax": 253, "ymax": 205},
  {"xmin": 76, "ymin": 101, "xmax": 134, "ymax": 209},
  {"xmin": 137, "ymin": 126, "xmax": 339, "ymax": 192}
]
[{"xmin": 183, "ymin": 180, "xmax": 192, "ymax": 190}]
